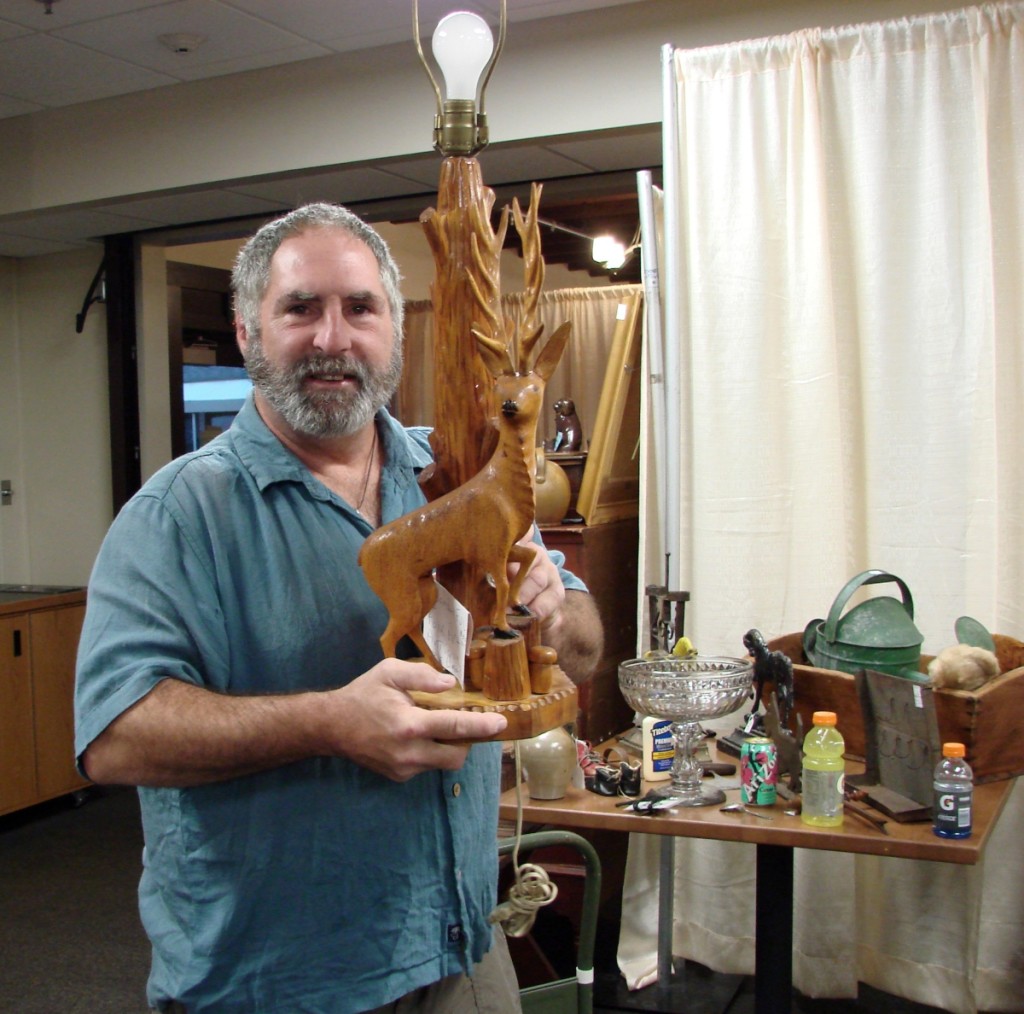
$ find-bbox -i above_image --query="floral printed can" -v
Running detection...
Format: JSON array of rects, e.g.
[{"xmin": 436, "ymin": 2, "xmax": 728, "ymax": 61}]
[{"xmin": 740, "ymin": 736, "xmax": 778, "ymax": 806}]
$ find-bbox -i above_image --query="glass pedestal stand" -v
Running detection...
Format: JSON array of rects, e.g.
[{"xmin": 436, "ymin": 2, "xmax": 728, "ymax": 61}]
[
  {"xmin": 669, "ymin": 719, "xmax": 727, "ymax": 806},
  {"xmin": 618, "ymin": 656, "xmax": 753, "ymax": 808}
]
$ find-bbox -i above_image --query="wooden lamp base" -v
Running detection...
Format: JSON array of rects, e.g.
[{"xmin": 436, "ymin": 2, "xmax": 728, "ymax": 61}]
[{"xmin": 409, "ymin": 667, "xmax": 578, "ymax": 742}]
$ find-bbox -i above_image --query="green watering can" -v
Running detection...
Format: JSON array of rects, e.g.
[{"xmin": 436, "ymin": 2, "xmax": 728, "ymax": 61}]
[{"xmin": 803, "ymin": 570, "xmax": 924, "ymax": 679}]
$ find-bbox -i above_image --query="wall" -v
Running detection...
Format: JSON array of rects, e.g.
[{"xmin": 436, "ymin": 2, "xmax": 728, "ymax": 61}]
[
  {"xmin": 0, "ymin": 0, "xmax": 971, "ymax": 583},
  {"xmin": 0, "ymin": 249, "xmax": 110, "ymax": 584}
]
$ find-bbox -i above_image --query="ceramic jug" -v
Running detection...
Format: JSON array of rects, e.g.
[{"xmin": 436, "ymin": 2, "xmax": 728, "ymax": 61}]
[
  {"xmin": 534, "ymin": 448, "xmax": 571, "ymax": 525},
  {"xmin": 520, "ymin": 726, "xmax": 576, "ymax": 800}
]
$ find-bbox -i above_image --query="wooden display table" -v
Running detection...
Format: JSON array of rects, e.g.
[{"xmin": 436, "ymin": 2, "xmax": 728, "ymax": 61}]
[{"xmin": 499, "ymin": 738, "xmax": 1016, "ymax": 1013}]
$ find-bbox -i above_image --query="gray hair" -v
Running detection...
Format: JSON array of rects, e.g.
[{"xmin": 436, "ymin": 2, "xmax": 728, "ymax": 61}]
[{"xmin": 231, "ymin": 202, "xmax": 404, "ymax": 342}]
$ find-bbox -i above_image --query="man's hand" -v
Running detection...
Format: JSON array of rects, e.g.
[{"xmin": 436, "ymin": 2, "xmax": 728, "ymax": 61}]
[
  {"xmin": 506, "ymin": 527, "xmax": 604, "ymax": 685},
  {"xmin": 325, "ymin": 660, "xmax": 507, "ymax": 781},
  {"xmin": 508, "ymin": 528, "xmax": 565, "ymax": 627}
]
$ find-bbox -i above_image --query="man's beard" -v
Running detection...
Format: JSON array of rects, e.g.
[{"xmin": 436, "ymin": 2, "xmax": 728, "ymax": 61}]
[{"xmin": 244, "ymin": 338, "xmax": 403, "ymax": 438}]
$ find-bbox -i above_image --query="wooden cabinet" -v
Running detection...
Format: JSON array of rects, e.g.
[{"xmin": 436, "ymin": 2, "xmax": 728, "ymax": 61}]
[
  {"xmin": 0, "ymin": 614, "xmax": 37, "ymax": 814},
  {"xmin": 0, "ymin": 593, "xmax": 88, "ymax": 817},
  {"xmin": 540, "ymin": 518, "xmax": 638, "ymax": 745}
]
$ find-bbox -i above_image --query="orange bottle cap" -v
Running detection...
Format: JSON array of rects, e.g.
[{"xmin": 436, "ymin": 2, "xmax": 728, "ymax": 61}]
[
  {"xmin": 942, "ymin": 742, "xmax": 966, "ymax": 758},
  {"xmin": 812, "ymin": 711, "xmax": 837, "ymax": 726}
]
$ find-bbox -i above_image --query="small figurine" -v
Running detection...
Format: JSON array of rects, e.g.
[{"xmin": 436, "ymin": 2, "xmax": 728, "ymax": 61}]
[
  {"xmin": 764, "ymin": 692, "xmax": 803, "ymax": 795},
  {"xmin": 552, "ymin": 398, "xmax": 583, "ymax": 451},
  {"xmin": 743, "ymin": 628, "xmax": 795, "ymax": 730}
]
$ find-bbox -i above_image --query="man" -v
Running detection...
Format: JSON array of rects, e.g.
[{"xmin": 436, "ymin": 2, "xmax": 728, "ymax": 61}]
[{"xmin": 75, "ymin": 203, "xmax": 603, "ymax": 1014}]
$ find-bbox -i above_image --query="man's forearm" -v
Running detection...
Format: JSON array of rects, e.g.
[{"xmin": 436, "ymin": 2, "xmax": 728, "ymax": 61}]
[
  {"xmin": 543, "ymin": 589, "xmax": 604, "ymax": 685},
  {"xmin": 82, "ymin": 677, "xmax": 330, "ymax": 788}
]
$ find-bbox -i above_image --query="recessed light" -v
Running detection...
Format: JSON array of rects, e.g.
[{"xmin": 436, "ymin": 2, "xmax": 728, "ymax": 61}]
[{"xmin": 159, "ymin": 33, "xmax": 208, "ymax": 55}]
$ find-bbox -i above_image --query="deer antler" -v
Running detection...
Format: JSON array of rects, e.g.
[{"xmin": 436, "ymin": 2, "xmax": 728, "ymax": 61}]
[
  {"xmin": 468, "ymin": 202, "xmax": 514, "ymax": 378},
  {"xmin": 512, "ymin": 183, "xmax": 546, "ymax": 372},
  {"xmin": 473, "ymin": 327, "xmax": 515, "ymax": 376}
]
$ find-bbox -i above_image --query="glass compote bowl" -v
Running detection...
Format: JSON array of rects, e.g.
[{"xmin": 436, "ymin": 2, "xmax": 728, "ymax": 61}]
[{"xmin": 618, "ymin": 656, "xmax": 753, "ymax": 806}]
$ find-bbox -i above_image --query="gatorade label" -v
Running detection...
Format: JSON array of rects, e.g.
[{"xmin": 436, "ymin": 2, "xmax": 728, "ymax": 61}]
[{"xmin": 934, "ymin": 787, "xmax": 972, "ymax": 836}]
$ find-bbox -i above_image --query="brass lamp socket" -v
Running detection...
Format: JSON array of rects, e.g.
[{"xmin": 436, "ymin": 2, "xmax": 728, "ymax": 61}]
[{"xmin": 435, "ymin": 100, "xmax": 489, "ymax": 156}]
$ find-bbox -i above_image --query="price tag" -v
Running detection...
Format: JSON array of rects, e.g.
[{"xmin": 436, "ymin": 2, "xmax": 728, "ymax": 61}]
[{"xmin": 423, "ymin": 582, "xmax": 471, "ymax": 688}]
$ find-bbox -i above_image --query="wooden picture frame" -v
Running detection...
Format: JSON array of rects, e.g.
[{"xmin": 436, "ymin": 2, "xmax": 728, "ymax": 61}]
[{"xmin": 575, "ymin": 291, "xmax": 643, "ymax": 525}]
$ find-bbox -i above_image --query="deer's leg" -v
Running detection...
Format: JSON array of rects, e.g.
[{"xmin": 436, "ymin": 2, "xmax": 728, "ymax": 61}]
[
  {"xmin": 506, "ymin": 542, "xmax": 538, "ymax": 608},
  {"xmin": 379, "ymin": 620, "xmax": 401, "ymax": 660},
  {"xmin": 488, "ymin": 565, "xmax": 512, "ymax": 632},
  {"xmin": 407, "ymin": 576, "xmax": 443, "ymax": 671}
]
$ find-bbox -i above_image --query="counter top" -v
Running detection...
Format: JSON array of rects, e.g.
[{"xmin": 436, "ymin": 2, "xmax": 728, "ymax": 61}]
[{"xmin": 0, "ymin": 585, "xmax": 86, "ymax": 616}]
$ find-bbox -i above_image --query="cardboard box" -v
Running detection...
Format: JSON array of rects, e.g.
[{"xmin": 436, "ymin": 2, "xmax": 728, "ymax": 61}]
[{"xmin": 767, "ymin": 632, "xmax": 1024, "ymax": 784}]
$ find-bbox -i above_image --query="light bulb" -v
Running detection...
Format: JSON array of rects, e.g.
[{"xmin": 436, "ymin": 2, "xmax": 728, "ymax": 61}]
[
  {"xmin": 592, "ymin": 236, "xmax": 627, "ymax": 269},
  {"xmin": 432, "ymin": 12, "xmax": 494, "ymax": 101}
]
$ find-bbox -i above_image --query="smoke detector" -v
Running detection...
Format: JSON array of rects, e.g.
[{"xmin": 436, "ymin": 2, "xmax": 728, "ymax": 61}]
[{"xmin": 159, "ymin": 33, "xmax": 207, "ymax": 54}]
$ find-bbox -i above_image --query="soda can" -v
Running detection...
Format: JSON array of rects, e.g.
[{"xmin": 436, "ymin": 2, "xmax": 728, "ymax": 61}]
[{"xmin": 740, "ymin": 736, "xmax": 778, "ymax": 806}]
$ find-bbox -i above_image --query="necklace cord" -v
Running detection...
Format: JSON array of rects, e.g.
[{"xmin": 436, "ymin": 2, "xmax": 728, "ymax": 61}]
[{"xmin": 354, "ymin": 426, "xmax": 378, "ymax": 513}]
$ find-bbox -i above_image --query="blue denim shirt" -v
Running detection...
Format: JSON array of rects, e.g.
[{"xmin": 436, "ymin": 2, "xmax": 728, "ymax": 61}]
[{"xmin": 75, "ymin": 395, "xmax": 583, "ymax": 1014}]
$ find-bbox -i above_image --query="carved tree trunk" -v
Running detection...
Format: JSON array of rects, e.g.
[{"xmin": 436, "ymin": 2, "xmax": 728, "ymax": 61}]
[{"xmin": 419, "ymin": 157, "xmax": 506, "ymax": 625}]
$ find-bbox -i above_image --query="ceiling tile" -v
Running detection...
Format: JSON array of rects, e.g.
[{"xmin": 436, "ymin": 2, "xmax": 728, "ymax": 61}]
[
  {"xmin": 475, "ymin": 145, "xmax": 592, "ymax": 185},
  {"xmin": 0, "ymin": 207, "xmax": 164, "ymax": 243},
  {"xmin": 109, "ymin": 188, "xmax": 286, "ymax": 225},
  {"xmin": 52, "ymin": 0, "xmax": 330, "ymax": 77},
  {"xmin": 0, "ymin": 231, "xmax": 94, "ymax": 257},
  {"xmin": 0, "ymin": 92, "xmax": 43, "ymax": 117},
  {"xmin": 0, "ymin": 34, "xmax": 174, "ymax": 106},
  {"xmin": 164, "ymin": 41, "xmax": 331, "ymax": 82},
  {"xmin": 0, "ymin": 18, "xmax": 32, "ymax": 42},
  {"xmin": 0, "ymin": 1, "xmax": 170, "ymax": 31},
  {"xmin": 546, "ymin": 128, "xmax": 662, "ymax": 173},
  {"xmin": 231, "ymin": 166, "xmax": 431, "ymax": 207}
]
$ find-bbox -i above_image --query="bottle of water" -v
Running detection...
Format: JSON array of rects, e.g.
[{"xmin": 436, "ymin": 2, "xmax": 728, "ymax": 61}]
[
  {"xmin": 801, "ymin": 711, "xmax": 845, "ymax": 827},
  {"xmin": 933, "ymin": 742, "xmax": 973, "ymax": 839}
]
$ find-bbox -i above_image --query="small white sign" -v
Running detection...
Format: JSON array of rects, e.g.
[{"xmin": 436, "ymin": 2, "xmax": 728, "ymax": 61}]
[{"xmin": 423, "ymin": 582, "xmax": 471, "ymax": 688}]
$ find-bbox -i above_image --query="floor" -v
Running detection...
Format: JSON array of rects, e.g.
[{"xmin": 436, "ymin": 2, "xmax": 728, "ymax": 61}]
[
  {"xmin": 511, "ymin": 836, "xmax": 951, "ymax": 1014},
  {"xmin": 0, "ymin": 787, "xmax": 960, "ymax": 1014}
]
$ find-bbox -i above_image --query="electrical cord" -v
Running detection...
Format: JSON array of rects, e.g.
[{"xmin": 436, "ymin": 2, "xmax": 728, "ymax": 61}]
[{"xmin": 489, "ymin": 741, "xmax": 558, "ymax": 937}]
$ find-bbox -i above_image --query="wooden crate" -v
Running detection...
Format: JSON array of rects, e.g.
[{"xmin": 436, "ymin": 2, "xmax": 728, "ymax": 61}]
[{"xmin": 767, "ymin": 632, "xmax": 1024, "ymax": 784}]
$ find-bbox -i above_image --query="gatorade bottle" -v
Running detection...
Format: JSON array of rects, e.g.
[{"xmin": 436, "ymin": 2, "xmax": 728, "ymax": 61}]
[
  {"xmin": 933, "ymin": 742, "xmax": 973, "ymax": 839},
  {"xmin": 801, "ymin": 711, "xmax": 845, "ymax": 827}
]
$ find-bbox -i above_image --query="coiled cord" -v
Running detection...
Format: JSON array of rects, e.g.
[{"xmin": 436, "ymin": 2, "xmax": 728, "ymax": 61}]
[{"xmin": 489, "ymin": 741, "xmax": 558, "ymax": 937}]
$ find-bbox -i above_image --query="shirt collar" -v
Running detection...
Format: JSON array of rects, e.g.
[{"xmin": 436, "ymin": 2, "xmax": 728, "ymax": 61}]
[{"xmin": 228, "ymin": 393, "xmax": 432, "ymax": 498}]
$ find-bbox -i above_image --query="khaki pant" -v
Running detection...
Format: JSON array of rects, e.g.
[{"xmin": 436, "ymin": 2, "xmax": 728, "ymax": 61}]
[
  {"xmin": 364, "ymin": 931, "xmax": 522, "ymax": 1014},
  {"xmin": 151, "ymin": 929, "xmax": 523, "ymax": 1014}
]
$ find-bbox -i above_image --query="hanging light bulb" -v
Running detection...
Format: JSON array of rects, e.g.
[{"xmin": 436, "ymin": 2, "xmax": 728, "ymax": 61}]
[
  {"xmin": 413, "ymin": 1, "xmax": 507, "ymax": 156},
  {"xmin": 432, "ymin": 13, "xmax": 493, "ymax": 101}
]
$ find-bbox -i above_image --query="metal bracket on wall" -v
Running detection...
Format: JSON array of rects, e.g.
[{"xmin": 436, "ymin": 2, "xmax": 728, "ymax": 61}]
[
  {"xmin": 1, "ymin": 479, "xmax": 12, "ymax": 506},
  {"xmin": 645, "ymin": 584, "xmax": 689, "ymax": 654},
  {"xmin": 75, "ymin": 257, "xmax": 107, "ymax": 334}
]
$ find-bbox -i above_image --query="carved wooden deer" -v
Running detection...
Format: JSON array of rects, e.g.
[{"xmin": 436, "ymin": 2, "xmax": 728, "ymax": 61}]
[{"xmin": 358, "ymin": 191, "xmax": 570, "ymax": 674}]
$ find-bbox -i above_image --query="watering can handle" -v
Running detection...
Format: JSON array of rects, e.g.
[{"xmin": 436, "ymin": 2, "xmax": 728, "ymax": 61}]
[{"xmin": 822, "ymin": 570, "xmax": 914, "ymax": 643}]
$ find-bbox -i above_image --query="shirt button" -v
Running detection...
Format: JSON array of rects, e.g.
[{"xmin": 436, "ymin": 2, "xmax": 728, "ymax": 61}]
[{"xmin": 452, "ymin": 782, "xmax": 461, "ymax": 797}]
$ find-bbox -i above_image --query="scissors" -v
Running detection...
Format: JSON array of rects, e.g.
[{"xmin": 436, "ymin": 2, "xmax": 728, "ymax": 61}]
[{"xmin": 615, "ymin": 789, "xmax": 678, "ymax": 814}]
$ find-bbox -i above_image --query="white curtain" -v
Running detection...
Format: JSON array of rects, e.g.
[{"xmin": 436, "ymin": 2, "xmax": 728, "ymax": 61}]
[
  {"xmin": 396, "ymin": 285, "xmax": 641, "ymax": 448},
  {"xmin": 622, "ymin": 5, "xmax": 1024, "ymax": 1011}
]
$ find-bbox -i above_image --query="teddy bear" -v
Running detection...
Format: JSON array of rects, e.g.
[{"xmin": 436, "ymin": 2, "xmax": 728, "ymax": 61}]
[{"xmin": 927, "ymin": 643, "xmax": 1001, "ymax": 691}]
